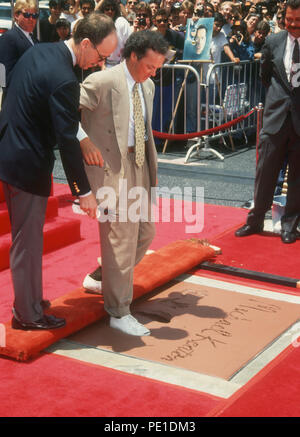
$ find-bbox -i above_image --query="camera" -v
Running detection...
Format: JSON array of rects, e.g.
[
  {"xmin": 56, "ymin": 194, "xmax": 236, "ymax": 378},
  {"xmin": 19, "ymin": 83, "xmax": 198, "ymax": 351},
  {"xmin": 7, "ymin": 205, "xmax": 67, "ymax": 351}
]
[
  {"xmin": 138, "ymin": 17, "xmax": 147, "ymax": 26},
  {"xmin": 195, "ymin": 5, "xmax": 205, "ymax": 17},
  {"xmin": 255, "ymin": 4, "xmax": 263, "ymax": 14},
  {"xmin": 235, "ymin": 30, "xmax": 243, "ymax": 42}
]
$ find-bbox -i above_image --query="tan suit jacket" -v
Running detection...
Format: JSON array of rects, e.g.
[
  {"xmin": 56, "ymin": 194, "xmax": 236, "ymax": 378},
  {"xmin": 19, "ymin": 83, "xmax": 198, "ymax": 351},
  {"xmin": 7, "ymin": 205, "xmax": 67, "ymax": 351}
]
[{"xmin": 80, "ymin": 62, "xmax": 157, "ymax": 198}]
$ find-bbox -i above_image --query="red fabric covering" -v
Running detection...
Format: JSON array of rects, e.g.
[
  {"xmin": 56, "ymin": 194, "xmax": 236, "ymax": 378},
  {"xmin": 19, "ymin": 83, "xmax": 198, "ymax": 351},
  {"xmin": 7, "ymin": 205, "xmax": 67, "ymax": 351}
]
[
  {"xmin": 210, "ymin": 345, "xmax": 300, "ymax": 417},
  {"xmin": 211, "ymin": 227, "xmax": 300, "ymax": 283},
  {"xmin": 0, "ymin": 215, "xmax": 81, "ymax": 271},
  {"xmin": 0, "ymin": 353, "xmax": 221, "ymax": 417},
  {"xmin": 0, "ymin": 240, "xmax": 216, "ymax": 361}
]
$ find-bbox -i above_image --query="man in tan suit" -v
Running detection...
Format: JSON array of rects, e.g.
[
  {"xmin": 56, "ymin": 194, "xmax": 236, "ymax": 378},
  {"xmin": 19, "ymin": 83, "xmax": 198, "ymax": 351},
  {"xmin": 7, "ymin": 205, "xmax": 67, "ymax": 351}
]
[{"xmin": 79, "ymin": 30, "xmax": 168, "ymax": 336}]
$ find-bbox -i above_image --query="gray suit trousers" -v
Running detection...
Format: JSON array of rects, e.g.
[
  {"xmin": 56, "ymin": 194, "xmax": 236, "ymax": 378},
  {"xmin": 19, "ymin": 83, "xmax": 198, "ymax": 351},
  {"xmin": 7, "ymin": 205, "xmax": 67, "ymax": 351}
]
[
  {"xmin": 247, "ymin": 112, "xmax": 300, "ymax": 232},
  {"xmin": 3, "ymin": 183, "xmax": 48, "ymax": 322}
]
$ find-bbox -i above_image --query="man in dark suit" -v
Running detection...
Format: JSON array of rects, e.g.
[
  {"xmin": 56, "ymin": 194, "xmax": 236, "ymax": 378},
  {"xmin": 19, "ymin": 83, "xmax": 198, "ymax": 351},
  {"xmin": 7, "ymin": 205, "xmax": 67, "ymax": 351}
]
[
  {"xmin": 0, "ymin": 13, "xmax": 117, "ymax": 330},
  {"xmin": 235, "ymin": 0, "xmax": 300, "ymax": 244},
  {"xmin": 0, "ymin": 0, "xmax": 39, "ymax": 103}
]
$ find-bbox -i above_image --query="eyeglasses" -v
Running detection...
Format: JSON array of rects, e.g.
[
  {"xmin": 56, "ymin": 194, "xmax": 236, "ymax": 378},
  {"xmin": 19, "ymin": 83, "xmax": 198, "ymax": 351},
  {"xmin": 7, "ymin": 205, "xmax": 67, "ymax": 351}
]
[
  {"xmin": 128, "ymin": 1, "xmax": 138, "ymax": 4},
  {"xmin": 137, "ymin": 13, "xmax": 148, "ymax": 18},
  {"xmin": 156, "ymin": 18, "xmax": 168, "ymax": 23},
  {"xmin": 93, "ymin": 45, "xmax": 108, "ymax": 62},
  {"xmin": 21, "ymin": 11, "xmax": 39, "ymax": 19}
]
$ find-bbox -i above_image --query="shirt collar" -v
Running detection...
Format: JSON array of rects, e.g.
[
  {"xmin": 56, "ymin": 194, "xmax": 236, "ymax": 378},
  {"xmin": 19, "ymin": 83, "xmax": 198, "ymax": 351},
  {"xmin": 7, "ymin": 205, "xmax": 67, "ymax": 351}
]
[
  {"xmin": 123, "ymin": 59, "xmax": 137, "ymax": 91},
  {"xmin": 64, "ymin": 40, "xmax": 77, "ymax": 67},
  {"xmin": 288, "ymin": 33, "xmax": 300, "ymax": 45}
]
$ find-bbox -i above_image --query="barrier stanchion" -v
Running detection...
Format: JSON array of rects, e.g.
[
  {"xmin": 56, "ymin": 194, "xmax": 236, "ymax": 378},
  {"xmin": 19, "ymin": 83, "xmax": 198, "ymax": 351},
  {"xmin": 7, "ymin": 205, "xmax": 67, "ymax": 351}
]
[
  {"xmin": 153, "ymin": 107, "xmax": 258, "ymax": 163},
  {"xmin": 256, "ymin": 102, "xmax": 264, "ymax": 165}
]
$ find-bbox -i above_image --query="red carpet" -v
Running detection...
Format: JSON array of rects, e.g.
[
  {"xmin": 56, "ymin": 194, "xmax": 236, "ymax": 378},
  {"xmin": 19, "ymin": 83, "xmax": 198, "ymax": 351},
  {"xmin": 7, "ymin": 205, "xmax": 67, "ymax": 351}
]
[
  {"xmin": 210, "ymin": 227, "xmax": 300, "ymax": 283},
  {"xmin": 0, "ymin": 182, "xmax": 299, "ymax": 417},
  {"xmin": 209, "ymin": 345, "xmax": 300, "ymax": 417},
  {"xmin": 0, "ymin": 353, "xmax": 221, "ymax": 417},
  {"xmin": 0, "ymin": 189, "xmax": 82, "ymax": 272}
]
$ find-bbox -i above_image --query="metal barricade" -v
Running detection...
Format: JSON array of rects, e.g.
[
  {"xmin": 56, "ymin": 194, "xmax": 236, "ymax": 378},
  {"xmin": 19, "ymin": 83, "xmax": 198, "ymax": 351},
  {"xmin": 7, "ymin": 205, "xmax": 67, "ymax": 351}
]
[
  {"xmin": 153, "ymin": 59, "xmax": 264, "ymax": 163},
  {"xmin": 152, "ymin": 62, "xmax": 204, "ymax": 153},
  {"xmin": 203, "ymin": 60, "xmax": 263, "ymax": 143}
]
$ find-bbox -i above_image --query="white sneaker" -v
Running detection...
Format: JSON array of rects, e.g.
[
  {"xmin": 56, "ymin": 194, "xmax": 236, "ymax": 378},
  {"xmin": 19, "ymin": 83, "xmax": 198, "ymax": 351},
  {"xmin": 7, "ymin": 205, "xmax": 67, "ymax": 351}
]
[
  {"xmin": 82, "ymin": 274, "xmax": 102, "ymax": 295},
  {"xmin": 110, "ymin": 315, "xmax": 150, "ymax": 336}
]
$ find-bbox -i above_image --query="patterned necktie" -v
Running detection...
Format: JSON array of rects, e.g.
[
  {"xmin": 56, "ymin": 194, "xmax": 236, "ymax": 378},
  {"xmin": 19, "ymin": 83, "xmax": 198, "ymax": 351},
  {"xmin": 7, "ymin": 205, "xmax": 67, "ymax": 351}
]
[
  {"xmin": 132, "ymin": 83, "xmax": 145, "ymax": 167},
  {"xmin": 291, "ymin": 39, "xmax": 299, "ymax": 86}
]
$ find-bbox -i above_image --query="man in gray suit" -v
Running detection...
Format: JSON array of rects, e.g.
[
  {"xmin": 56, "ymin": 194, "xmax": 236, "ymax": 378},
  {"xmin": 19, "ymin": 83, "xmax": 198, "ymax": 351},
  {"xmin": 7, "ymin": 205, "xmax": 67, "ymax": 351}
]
[
  {"xmin": 79, "ymin": 31, "xmax": 168, "ymax": 336},
  {"xmin": 235, "ymin": 0, "xmax": 300, "ymax": 244}
]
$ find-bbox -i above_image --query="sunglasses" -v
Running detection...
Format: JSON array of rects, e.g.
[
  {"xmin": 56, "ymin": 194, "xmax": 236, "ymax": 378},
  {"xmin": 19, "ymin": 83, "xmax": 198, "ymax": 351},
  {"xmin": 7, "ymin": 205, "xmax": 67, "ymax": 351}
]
[
  {"xmin": 156, "ymin": 18, "xmax": 168, "ymax": 23},
  {"xmin": 21, "ymin": 11, "xmax": 39, "ymax": 19},
  {"xmin": 128, "ymin": 1, "xmax": 138, "ymax": 4},
  {"xmin": 137, "ymin": 13, "xmax": 147, "ymax": 18},
  {"xmin": 104, "ymin": 6, "xmax": 115, "ymax": 11}
]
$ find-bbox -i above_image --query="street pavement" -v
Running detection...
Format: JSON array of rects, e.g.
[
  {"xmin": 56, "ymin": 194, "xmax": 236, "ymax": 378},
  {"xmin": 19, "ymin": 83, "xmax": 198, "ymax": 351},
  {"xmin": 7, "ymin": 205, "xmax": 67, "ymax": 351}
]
[{"xmin": 53, "ymin": 128, "xmax": 257, "ymax": 209}]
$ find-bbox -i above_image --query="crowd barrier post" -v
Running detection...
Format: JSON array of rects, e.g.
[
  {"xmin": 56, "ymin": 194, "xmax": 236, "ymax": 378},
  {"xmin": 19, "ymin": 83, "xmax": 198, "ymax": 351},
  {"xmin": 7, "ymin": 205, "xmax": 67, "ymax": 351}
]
[
  {"xmin": 256, "ymin": 102, "xmax": 264, "ymax": 165},
  {"xmin": 158, "ymin": 62, "xmax": 201, "ymax": 154}
]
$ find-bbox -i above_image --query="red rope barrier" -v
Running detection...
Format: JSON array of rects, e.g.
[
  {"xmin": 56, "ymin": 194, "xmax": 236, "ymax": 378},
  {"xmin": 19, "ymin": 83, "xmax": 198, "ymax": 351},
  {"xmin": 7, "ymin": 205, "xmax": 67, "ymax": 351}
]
[{"xmin": 152, "ymin": 107, "xmax": 257, "ymax": 141}]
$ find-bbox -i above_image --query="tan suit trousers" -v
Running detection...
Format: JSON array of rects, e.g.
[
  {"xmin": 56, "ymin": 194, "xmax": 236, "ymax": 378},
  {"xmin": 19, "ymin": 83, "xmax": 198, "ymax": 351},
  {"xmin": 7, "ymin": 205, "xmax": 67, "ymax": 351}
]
[{"xmin": 98, "ymin": 151, "xmax": 155, "ymax": 318}]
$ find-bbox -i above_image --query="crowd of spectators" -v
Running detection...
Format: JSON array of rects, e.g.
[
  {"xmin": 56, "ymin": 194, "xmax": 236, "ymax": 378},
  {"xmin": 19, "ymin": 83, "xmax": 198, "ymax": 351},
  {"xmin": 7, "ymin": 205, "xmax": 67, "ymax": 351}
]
[
  {"xmin": 37, "ymin": 0, "xmax": 287, "ymax": 64},
  {"xmin": 5, "ymin": 0, "xmax": 290, "ymax": 135}
]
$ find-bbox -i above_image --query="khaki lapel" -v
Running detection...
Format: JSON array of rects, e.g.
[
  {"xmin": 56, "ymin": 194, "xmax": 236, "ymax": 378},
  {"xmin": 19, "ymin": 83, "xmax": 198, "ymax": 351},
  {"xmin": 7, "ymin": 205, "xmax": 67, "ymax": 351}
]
[{"xmin": 111, "ymin": 64, "xmax": 130, "ymax": 157}]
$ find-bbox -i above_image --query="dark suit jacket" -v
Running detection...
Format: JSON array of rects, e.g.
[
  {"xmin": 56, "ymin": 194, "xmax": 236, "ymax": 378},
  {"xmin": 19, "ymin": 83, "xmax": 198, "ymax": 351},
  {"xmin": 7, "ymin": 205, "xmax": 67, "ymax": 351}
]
[
  {"xmin": 260, "ymin": 30, "xmax": 300, "ymax": 135},
  {"xmin": 0, "ymin": 41, "xmax": 91, "ymax": 197},
  {"xmin": 0, "ymin": 25, "xmax": 37, "ymax": 88}
]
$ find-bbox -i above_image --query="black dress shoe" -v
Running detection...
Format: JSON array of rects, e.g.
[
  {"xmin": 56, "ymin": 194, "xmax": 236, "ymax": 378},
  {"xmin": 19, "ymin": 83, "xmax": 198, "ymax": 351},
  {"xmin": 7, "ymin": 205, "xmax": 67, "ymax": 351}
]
[
  {"xmin": 41, "ymin": 299, "xmax": 51, "ymax": 309},
  {"xmin": 11, "ymin": 314, "xmax": 66, "ymax": 331},
  {"xmin": 281, "ymin": 230, "xmax": 300, "ymax": 244},
  {"xmin": 235, "ymin": 224, "xmax": 264, "ymax": 237}
]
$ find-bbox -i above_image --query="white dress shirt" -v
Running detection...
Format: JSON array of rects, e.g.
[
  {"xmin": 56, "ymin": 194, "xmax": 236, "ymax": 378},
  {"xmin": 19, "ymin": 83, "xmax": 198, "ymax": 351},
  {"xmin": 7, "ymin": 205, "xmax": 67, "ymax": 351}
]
[
  {"xmin": 283, "ymin": 33, "xmax": 300, "ymax": 82},
  {"xmin": 122, "ymin": 60, "xmax": 147, "ymax": 147}
]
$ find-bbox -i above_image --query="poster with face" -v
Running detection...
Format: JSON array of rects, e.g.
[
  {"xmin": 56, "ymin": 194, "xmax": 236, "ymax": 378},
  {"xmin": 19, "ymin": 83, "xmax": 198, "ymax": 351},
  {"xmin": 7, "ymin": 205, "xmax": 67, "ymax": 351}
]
[{"xmin": 183, "ymin": 18, "xmax": 214, "ymax": 61}]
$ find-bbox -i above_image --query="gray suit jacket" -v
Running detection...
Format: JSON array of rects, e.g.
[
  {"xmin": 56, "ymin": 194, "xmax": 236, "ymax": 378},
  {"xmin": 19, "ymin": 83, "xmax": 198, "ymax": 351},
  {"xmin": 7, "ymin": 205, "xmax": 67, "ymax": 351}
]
[
  {"xmin": 261, "ymin": 30, "xmax": 300, "ymax": 135},
  {"xmin": 80, "ymin": 62, "xmax": 157, "ymax": 197}
]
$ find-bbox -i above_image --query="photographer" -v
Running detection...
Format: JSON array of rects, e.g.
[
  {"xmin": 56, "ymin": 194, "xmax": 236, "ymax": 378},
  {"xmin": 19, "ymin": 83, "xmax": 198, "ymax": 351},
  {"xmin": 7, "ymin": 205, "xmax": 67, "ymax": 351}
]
[
  {"xmin": 152, "ymin": 8, "xmax": 185, "ymax": 135},
  {"xmin": 228, "ymin": 19, "xmax": 255, "ymax": 60},
  {"xmin": 273, "ymin": 7, "xmax": 286, "ymax": 32},
  {"xmin": 98, "ymin": 0, "xmax": 132, "ymax": 67},
  {"xmin": 220, "ymin": 1, "xmax": 235, "ymax": 36},
  {"xmin": 204, "ymin": 12, "xmax": 239, "ymax": 93},
  {"xmin": 132, "ymin": 2, "xmax": 154, "ymax": 31},
  {"xmin": 169, "ymin": 2, "xmax": 182, "ymax": 31},
  {"xmin": 60, "ymin": 0, "xmax": 80, "ymax": 24},
  {"xmin": 193, "ymin": 1, "xmax": 215, "ymax": 19},
  {"xmin": 124, "ymin": 0, "xmax": 138, "ymax": 25}
]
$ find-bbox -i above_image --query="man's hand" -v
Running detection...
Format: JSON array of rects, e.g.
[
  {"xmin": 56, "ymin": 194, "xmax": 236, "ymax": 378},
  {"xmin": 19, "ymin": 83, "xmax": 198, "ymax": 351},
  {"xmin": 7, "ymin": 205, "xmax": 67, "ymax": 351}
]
[
  {"xmin": 80, "ymin": 137, "xmax": 104, "ymax": 167},
  {"xmin": 79, "ymin": 192, "xmax": 98, "ymax": 219}
]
